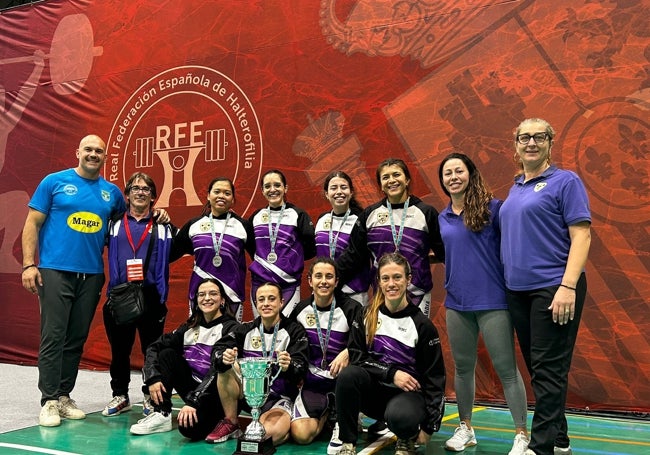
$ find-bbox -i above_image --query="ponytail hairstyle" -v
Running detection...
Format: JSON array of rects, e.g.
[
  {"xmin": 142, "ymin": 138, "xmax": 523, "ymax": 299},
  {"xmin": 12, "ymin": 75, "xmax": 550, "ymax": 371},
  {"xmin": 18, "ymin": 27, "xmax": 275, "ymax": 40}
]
[
  {"xmin": 202, "ymin": 177, "xmax": 235, "ymax": 216},
  {"xmin": 512, "ymin": 117, "xmax": 555, "ymax": 175},
  {"xmin": 253, "ymin": 281, "xmax": 284, "ymax": 308},
  {"xmin": 323, "ymin": 170, "xmax": 364, "ymax": 213},
  {"xmin": 375, "ymin": 158, "xmax": 412, "ymax": 195},
  {"xmin": 308, "ymin": 256, "xmax": 338, "ymax": 278},
  {"xmin": 364, "ymin": 252, "xmax": 412, "ymax": 346}
]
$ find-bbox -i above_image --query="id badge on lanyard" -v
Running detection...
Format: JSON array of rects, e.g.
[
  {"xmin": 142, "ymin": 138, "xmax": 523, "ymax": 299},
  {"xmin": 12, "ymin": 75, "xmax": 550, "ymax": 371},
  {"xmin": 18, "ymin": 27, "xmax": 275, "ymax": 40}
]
[
  {"xmin": 123, "ymin": 213, "xmax": 153, "ymax": 282},
  {"xmin": 126, "ymin": 258, "xmax": 144, "ymax": 281}
]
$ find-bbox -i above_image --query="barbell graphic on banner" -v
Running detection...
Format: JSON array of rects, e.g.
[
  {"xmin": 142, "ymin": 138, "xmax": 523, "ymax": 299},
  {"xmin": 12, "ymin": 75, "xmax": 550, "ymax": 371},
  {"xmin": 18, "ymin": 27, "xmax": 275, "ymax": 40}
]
[
  {"xmin": 0, "ymin": 14, "xmax": 102, "ymax": 95},
  {"xmin": 131, "ymin": 129, "xmax": 226, "ymax": 207}
]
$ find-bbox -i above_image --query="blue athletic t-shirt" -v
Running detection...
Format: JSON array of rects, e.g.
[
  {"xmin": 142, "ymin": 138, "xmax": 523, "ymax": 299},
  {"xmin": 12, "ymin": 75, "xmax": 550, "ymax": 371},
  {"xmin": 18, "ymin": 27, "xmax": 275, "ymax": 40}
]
[
  {"xmin": 28, "ymin": 168, "xmax": 126, "ymax": 274},
  {"xmin": 500, "ymin": 166, "xmax": 591, "ymax": 290},
  {"xmin": 439, "ymin": 199, "xmax": 507, "ymax": 311}
]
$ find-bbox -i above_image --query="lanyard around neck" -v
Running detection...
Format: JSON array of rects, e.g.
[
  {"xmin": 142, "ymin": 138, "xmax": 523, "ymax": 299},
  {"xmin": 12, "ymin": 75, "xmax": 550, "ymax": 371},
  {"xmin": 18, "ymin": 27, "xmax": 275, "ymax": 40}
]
[
  {"xmin": 311, "ymin": 297, "xmax": 336, "ymax": 370},
  {"xmin": 267, "ymin": 203, "xmax": 286, "ymax": 255},
  {"xmin": 259, "ymin": 321, "xmax": 280, "ymax": 359},
  {"xmin": 123, "ymin": 213, "xmax": 153, "ymax": 257},
  {"xmin": 387, "ymin": 197, "xmax": 410, "ymax": 252},
  {"xmin": 328, "ymin": 209, "xmax": 350, "ymax": 259},
  {"xmin": 209, "ymin": 211, "xmax": 231, "ymax": 266}
]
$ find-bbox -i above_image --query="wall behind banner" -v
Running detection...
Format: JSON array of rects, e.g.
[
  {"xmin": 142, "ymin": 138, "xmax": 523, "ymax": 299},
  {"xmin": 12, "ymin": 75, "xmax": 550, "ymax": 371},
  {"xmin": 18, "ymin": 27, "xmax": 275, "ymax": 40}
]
[{"xmin": 0, "ymin": 0, "xmax": 648, "ymax": 415}]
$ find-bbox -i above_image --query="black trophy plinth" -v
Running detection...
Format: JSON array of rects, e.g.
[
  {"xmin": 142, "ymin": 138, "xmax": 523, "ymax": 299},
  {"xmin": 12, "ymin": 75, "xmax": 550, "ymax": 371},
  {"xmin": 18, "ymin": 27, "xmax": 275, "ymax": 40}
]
[{"xmin": 234, "ymin": 435, "xmax": 275, "ymax": 455}]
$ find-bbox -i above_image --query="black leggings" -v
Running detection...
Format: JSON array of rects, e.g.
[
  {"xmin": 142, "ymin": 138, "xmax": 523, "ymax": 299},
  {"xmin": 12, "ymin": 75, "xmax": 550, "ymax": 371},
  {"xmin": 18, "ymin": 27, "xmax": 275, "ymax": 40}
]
[
  {"xmin": 335, "ymin": 365, "xmax": 426, "ymax": 443},
  {"xmin": 154, "ymin": 347, "xmax": 224, "ymax": 441}
]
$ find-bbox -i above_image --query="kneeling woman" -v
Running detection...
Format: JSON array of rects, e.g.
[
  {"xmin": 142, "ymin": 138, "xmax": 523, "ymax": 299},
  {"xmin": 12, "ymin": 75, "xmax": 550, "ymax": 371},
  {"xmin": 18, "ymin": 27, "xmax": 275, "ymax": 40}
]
[
  {"xmin": 289, "ymin": 257, "xmax": 361, "ymax": 453},
  {"xmin": 208, "ymin": 282, "xmax": 309, "ymax": 446},
  {"xmin": 130, "ymin": 278, "xmax": 239, "ymax": 439},
  {"xmin": 335, "ymin": 253, "xmax": 446, "ymax": 454}
]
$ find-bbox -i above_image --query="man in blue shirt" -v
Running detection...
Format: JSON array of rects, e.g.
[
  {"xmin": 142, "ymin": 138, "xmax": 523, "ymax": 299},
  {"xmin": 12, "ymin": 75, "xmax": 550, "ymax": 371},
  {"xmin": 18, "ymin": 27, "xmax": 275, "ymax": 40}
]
[{"xmin": 21, "ymin": 134, "xmax": 126, "ymax": 427}]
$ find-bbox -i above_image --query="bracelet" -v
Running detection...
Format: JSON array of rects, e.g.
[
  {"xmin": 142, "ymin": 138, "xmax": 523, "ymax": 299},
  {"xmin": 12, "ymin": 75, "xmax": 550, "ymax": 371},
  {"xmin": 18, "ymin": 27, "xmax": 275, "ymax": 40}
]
[
  {"xmin": 560, "ymin": 284, "xmax": 576, "ymax": 291},
  {"xmin": 22, "ymin": 264, "xmax": 37, "ymax": 271}
]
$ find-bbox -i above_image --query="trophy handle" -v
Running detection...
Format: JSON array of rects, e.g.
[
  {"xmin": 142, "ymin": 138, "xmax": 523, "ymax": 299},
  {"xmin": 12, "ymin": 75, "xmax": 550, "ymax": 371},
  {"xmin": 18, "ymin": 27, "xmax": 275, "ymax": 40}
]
[{"xmin": 268, "ymin": 361, "xmax": 282, "ymax": 387}]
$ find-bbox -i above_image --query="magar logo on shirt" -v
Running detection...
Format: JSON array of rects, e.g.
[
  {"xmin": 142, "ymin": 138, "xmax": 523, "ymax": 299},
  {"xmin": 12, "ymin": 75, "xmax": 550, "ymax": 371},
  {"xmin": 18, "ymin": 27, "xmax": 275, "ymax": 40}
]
[
  {"xmin": 68, "ymin": 212, "xmax": 103, "ymax": 233},
  {"xmin": 106, "ymin": 66, "xmax": 263, "ymax": 217},
  {"xmin": 305, "ymin": 313, "xmax": 317, "ymax": 327}
]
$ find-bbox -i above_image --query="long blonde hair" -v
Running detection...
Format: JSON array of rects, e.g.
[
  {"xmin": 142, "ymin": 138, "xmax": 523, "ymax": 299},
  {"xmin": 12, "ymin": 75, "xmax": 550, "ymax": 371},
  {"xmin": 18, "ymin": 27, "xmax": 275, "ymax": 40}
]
[{"xmin": 365, "ymin": 253, "xmax": 412, "ymax": 346}]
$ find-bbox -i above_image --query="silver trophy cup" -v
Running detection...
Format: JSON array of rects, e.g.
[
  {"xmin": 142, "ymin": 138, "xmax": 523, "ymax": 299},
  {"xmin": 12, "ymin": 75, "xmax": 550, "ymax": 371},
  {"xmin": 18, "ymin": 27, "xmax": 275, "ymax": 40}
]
[{"xmin": 234, "ymin": 357, "xmax": 280, "ymax": 455}]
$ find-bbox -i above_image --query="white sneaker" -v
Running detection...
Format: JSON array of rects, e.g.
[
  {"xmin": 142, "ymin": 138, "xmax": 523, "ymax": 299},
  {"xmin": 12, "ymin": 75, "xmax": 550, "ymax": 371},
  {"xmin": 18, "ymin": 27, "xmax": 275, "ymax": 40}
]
[
  {"xmin": 554, "ymin": 447, "xmax": 572, "ymax": 455},
  {"xmin": 102, "ymin": 395, "xmax": 132, "ymax": 416},
  {"xmin": 328, "ymin": 422, "xmax": 343, "ymax": 455},
  {"xmin": 508, "ymin": 432, "xmax": 530, "ymax": 455},
  {"xmin": 129, "ymin": 411, "xmax": 172, "ymax": 435},
  {"xmin": 58, "ymin": 396, "xmax": 85, "ymax": 420},
  {"xmin": 39, "ymin": 400, "xmax": 61, "ymax": 427},
  {"xmin": 445, "ymin": 422, "xmax": 477, "ymax": 451},
  {"xmin": 337, "ymin": 443, "xmax": 356, "ymax": 455},
  {"xmin": 142, "ymin": 394, "xmax": 154, "ymax": 416}
]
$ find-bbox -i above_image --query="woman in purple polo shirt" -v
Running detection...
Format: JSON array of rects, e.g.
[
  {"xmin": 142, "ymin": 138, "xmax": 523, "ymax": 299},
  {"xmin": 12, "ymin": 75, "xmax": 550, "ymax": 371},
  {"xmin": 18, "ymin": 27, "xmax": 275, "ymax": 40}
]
[
  {"xmin": 438, "ymin": 153, "xmax": 528, "ymax": 455},
  {"xmin": 500, "ymin": 118, "xmax": 591, "ymax": 455}
]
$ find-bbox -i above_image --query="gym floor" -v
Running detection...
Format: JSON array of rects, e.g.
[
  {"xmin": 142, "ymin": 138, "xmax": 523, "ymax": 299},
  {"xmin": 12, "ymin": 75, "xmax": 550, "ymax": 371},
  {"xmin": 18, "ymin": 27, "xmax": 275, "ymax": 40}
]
[{"xmin": 0, "ymin": 388, "xmax": 648, "ymax": 454}]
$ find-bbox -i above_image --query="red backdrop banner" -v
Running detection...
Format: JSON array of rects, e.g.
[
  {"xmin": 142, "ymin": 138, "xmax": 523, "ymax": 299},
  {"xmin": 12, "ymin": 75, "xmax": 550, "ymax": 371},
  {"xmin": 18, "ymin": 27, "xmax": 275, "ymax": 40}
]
[{"xmin": 0, "ymin": 0, "xmax": 648, "ymax": 414}]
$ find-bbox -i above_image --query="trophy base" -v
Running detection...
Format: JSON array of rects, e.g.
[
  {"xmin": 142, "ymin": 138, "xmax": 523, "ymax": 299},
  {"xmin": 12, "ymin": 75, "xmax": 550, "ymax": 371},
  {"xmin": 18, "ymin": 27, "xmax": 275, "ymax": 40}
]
[{"xmin": 233, "ymin": 436, "xmax": 276, "ymax": 455}]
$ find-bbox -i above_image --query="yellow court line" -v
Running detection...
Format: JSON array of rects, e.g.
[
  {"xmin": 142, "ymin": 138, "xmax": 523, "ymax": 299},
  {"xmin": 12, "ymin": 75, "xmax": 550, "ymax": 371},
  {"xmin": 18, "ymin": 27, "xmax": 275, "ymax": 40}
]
[
  {"xmin": 360, "ymin": 406, "xmax": 489, "ymax": 454},
  {"xmin": 442, "ymin": 405, "xmax": 488, "ymax": 422}
]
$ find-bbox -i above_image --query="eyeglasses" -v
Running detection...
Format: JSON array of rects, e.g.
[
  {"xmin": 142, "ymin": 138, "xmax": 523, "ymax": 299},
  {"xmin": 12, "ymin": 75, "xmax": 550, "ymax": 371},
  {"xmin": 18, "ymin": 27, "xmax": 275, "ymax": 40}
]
[
  {"xmin": 129, "ymin": 186, "xmax": 152, "ymax": 194},
  {"xmin": 516, "ymin": 132, "xmax": 549, "ymax": 145},
  {"xmin": 197, "ymin": 291, "xmax": 220, "ymax": 299}
]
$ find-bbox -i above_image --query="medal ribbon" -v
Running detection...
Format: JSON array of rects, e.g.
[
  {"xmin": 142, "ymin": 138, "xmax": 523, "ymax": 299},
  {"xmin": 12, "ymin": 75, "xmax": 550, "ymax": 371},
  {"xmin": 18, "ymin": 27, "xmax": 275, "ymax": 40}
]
[
  {"xmin": 312, "ymin": 297, "xmax": 336, "ymax": 369},
  {"xmin": 259, "ymin": 321, "xmax": 280, "ymax": 359},
  {"xmin": 123, "ymin": 213, "xmax": 153, "ymax": 258},
  {"xmin": 387, "ymin": 197, "xmax": 410, "ymax": 252},
  {"xmin": 328, "ymin": 209, "xmax": 350, "ymax": 259},
  {"xmin": 209, "ymin": 211, "xmax": 231, "ymax": 259},
  {"xmin": 267, "ymin": 203, "xmax": 286, "ymax": 257}
]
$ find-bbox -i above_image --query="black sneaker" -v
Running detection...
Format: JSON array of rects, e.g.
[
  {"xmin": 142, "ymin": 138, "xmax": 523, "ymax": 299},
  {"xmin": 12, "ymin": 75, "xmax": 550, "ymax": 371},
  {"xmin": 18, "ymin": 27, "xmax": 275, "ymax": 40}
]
[{"xmin": 367, "ymin": 420, "xmax": 390, "ymax": 439}]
